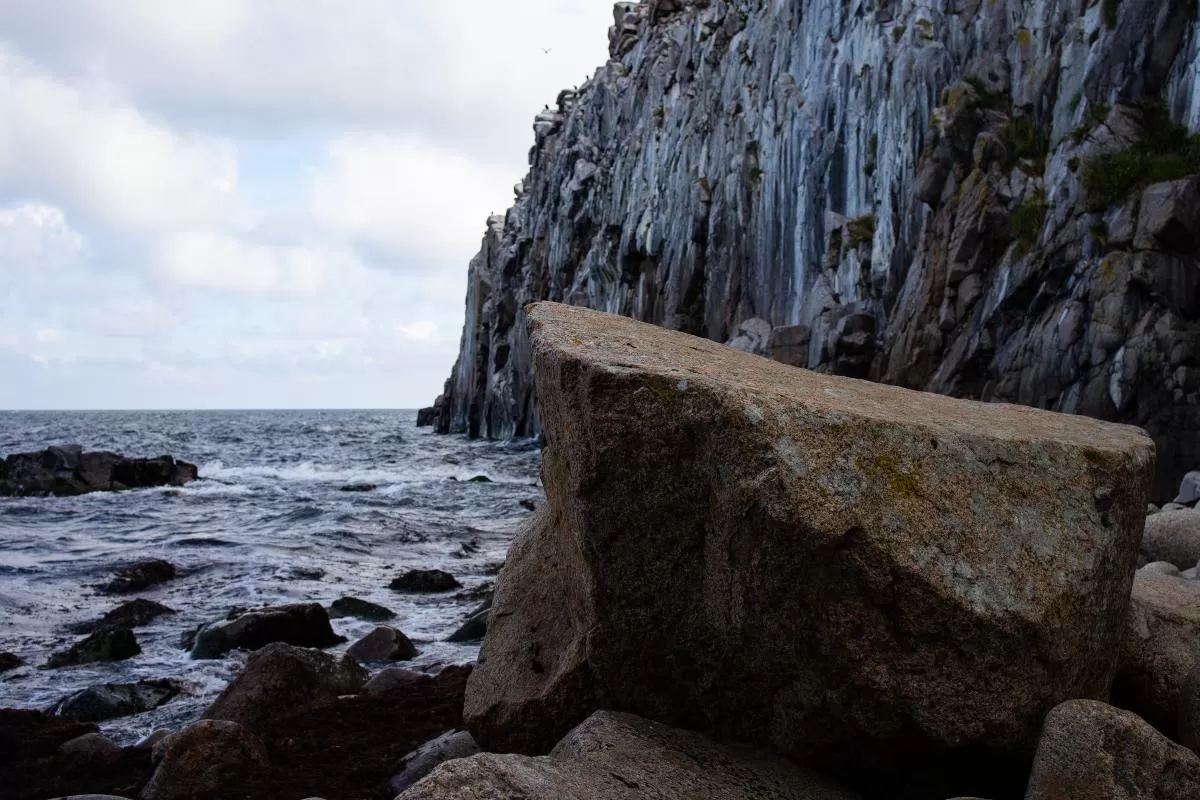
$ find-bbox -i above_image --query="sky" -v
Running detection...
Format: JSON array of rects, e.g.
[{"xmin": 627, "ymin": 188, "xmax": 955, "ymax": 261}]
[{"xmin": 0, "ymin": 1, "xmax": 614, "ymax": 409}]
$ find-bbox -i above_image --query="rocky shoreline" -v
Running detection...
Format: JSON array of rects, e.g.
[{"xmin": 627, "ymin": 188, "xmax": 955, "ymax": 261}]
[
  {"xmin": 7, "ymin": 303, "xmax": 1200, "ymax": 798},
  {"xmin": 0, "ymin": 446, "xmax": 198, "ymax": 497}
]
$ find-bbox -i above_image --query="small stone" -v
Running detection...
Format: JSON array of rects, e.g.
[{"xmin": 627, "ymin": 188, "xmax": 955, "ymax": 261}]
[
  {"xmin": 339, "ymin": 483, "xmax": 378, "ymax": 492},
  {"xmin": 45, "ymin": 628, "xmax": 140, "ymax": 668},
  {"xmin": 389, "ymin": 730, "xmax": 481, "ymax": 795},
  {"xmin": 0, "ymin": 651, "xmax": 23, "ymax": 671},
  {"xmin": 467, "ymin": 475, "xmax": 492, "ymax": 483},
  {"xmin": 328, "ymin": 596, "xmax": 396, "ymax": 621},
  {"xmin": 347, "ymin": 626, "xmax": 419, "ymax": 662},
  {"xmin": 1142, "ymin": 509, "xmax": 1200, "ymax": 568},
  {"xmin": 100, "ymin": 559, "xmax": 176, "ymax": 594},
  {"xmin": 389, "ymin": 569, "xmax": 461, "ymax": 593}
]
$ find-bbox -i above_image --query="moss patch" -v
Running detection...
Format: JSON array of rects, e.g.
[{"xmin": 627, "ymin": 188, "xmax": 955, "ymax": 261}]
[
  {"xmin": 1080, "ymin": 101, "xmax": 1200, "ymax": 210},
  {"xmin": 1000, "ymin": 114, "xmax": 1049, "ymax": 174},
  {"xmin": 846, "ymin": 214, "xmax": 876, "ymax": 249},
  {"xmin": 1010, "ymin": 191, "xmax": 1047, "ymax": 255}
]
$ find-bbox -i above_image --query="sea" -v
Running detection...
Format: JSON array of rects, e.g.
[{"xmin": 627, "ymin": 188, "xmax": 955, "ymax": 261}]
[{"xmin": 0, "ymin": 409, "xmax": 541, "ymax": 744}]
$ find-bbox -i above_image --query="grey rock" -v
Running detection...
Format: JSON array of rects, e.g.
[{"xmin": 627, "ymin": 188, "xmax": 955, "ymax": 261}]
[
  {"xmin": 364, "ymin": 667, "xmax": 427, "ymax": 695},
  {"xmin": 389, "ymin": 569, "xmax": 461, "ymax": 593},
  {"xmin": 1141, "ymin": 509, "xmax": 1200, "ymax": 569},
  {"xmin": 466, "ymin": 303, "xmax": 1154, "ymax": 797},
  {"xmin": 427, "ymin": 0, "xmax": 1200, "ymax": 503},
  {"xmin": 1134, "ymin": 177, "xmax": 1200, "ymax": 254},
  {"xmin": 1114, "ymin": 572, "xmax": 1200, "ymax": 739},
  {"xmin": 1186, "ymin": 567, "xmax": 1200, "ymax": 580},
  {"xmin": 71, "ymin": 598, "xmax": 176, "ymax": 634},
  {"xmin": 448, "ymin": 596, "xmax": 492, "ymax": 643},
  {"xmin": 140, "ymin": 720, "xmax": 268, "ymax": 800},
  {"xmin": 1024, "ymin": 699, "xmax": 1200, "ymax": 799},
  {"xmin": 1140, "ymin": 561, "xmax": 1182, "ymax": 577},
  {"xmin": 1177, "ymin": 471, "xmax": 1200, "ymax": 506},
  {"xmin": 389, "ymin": 730, "xmax": 481, "ymax": 795},
  {"xmin": 398, "ymin": 711, "xmax": 859, "ymax": 800},
  {"xmin": 346, "ymin": 625, "xmax": 418, "ymax": 662},
  {"xmin": 190, "ymin": 602, "xmax": 344, "ymax": 659},
  {"xmin": 52, "ymin": 680, "xmax": 180, "ymax": 722},
  {"xmin": 58, "ymin": 732, "xmax": 123, "ymax": 766},
  {"xmin": 1165, "ymin": 502, "xmax": 1190, "ymax": 512},
  {"xmin": 202, "ymin": 642, "xmax": 367, "ymax": 733},
  {"xmin": 416, "ymin": 406, "xmax": 436, "ymax": 427},
  {"xmin": 136, "ymin": 729, "xmax": 172, "ymax": 748},
  {"xmin": 328, "ymin": 596, "xmax": 395, "ymax": 621},
  {"xmin": 101, "ymin": 559, "xmax": 176, "ymax": 595},
  {"xmin": 0, "ymin": 446, "xmax": 198, "ymax": 497},
  {"xmin": 46, "ymin": 628, "xmax": 140, "ymax": 668},
  {"xmin": 724, "ymin": 318, "xmax": 772, "ymax": 355}
]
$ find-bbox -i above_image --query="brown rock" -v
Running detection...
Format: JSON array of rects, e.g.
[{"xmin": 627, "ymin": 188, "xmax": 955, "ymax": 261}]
[
  {"xmin": 140, "ymin": 720, "xmax": 268, "ymax": 800},
  {"xmin": 1113, "ymin": 572, "xmax": 1200, "ymax": 738},
  {"xmin": 466, "ymin": 303, "xmax": 1156, "ymax": 797},
  {"xmin": 1140, "ymin": 508, "xmax": 1200, "ymax": 568},
  {"xmin": 346, "ymin": 625, "xmax": 418, "ymax": 662},
  {"xmin": 1024, "ymin": 699, "xmax": 1200, "ymax": 799},
  {"xmin": 45, "ymin": 628, "xmax": 140, "ymax": 668},
  {"xmin": 100, "ymin": 560, "xmax": 176, "ymax": 595},
  {"xmin": 202, "ymin": 642, "xmax": 367, "ymax": 733},
  {"xmin": 398, "ymin": 711, "xmax": 859, "ymax": 800}
]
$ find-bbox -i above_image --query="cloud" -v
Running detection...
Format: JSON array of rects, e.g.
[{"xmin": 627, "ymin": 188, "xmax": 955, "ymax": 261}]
[
  {"xmin": 0, "ymin": 202, "xmax": 88, "ymax": 269},
  {"xmin": 309, "ymin": 133, "xmax": 516, "ymax": 267}
]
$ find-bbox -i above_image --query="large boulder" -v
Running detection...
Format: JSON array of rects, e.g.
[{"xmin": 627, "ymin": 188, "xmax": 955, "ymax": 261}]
[
  {"xmin": 389, "ymin": 730, "xmax": 481, "ymax": 795},
  {"xmin": 202, "ymin": 643, "xmax": 367, "ymax": 732},
  {"xmin": 189, "ymin": 603, "xmax": 344, "ymax": 659},
  {"xmin": 139, "ymin": 720, "xmax": 268, "ymax": 800},
  {"xmin": 52, "ymin": 680, "xmax": 181, "ymax": 722},
  {"xmin": 46, "ymin": 628, "xmax": 140, "ymax": 668},
  {"xmin": 466, "ymin": 303, "xmax": 1155, "ymax": 797},
  {"xmin": 1024, "ymin": 699, "xmax": 1200, "ymax": 799},
  {"xmin": 397, "ymin": 711, "xmax": 859, "ymax": 800},
  {"xmin": 1140, "ymin": 508, "xmax": 1200, "ymax": 568},
  {"xmin": 1112, "ymin": 572, "xmax": 1200, "ymax": 738},
  {"xmin": 0, "ymin": 446, "xmax": 198, "ymax": 496}
]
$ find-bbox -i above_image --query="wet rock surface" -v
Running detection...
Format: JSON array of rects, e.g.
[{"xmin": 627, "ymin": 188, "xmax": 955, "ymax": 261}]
[
  {"xmin": 46, "ymin": 628, "xmax": 141, "ymax": 669},
  {"xmin": 52, "ymin": 681, "xmax": 182, "ymax": 723},
  {"xmin": 327, "ymin": 596, "xmax": 395, "ymax": 621},
  {"xmin": 140, "ymin": 720, "xmax": 269, "ymax": 800},
  {"xmin": 0, "ymin": 446, "xmax": 197, "ymax": 496},
  {"xmin": 71, "ymin": 599, "xmax": 176, "ymax": 635},
  {"xmin": 189, "ymin": 603, "xmax": 344, "ymax": 659},
  {"xmin": 100, "ymin": 561, "xmax": 176, "ymax": 595},
  {"xmin": 466, "ymin": 303, "xmax": 1154, "ymax": 798},
  {"xmin": 388, "ymin": 729, "xmax": 481, "ymax": 795},
  {"xmin": 390, "ymin": 568, "xmax": 461, "ymax": 593},
  {"xmin": 346, "ymin": 626, "xmax": 419, "ymax": 662}
]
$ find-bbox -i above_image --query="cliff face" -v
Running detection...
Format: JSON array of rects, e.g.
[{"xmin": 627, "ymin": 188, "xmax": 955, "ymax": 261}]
[{"xmin": 432, "ymin": 0, "xmax": 1200, "ymax": 499}]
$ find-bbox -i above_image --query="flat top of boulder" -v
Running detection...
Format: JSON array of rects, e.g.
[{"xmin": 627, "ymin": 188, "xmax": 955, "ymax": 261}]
[{"xmin": 526, "ymin": 302, "xmax": 1154, "ymax": 454}]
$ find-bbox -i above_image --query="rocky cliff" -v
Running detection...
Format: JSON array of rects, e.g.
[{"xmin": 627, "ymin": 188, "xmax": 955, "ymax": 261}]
[{"xmin": 431, "ymin": 0, "xmax": 1200, "ymax": 499}]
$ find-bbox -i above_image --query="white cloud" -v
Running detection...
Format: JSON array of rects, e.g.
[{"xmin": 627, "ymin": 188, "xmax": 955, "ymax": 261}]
[
  {"xmin": 0, "ymin": 202, "xmax": 88, "ymax": 269},
  {"xmin": 310, "ymin": 133, "xmax": 515, "ymax": 266},
  {"xmin": 0, "ymin": 47, "xmax": 240, "ymax": 233},
  {"xmin": 395, "ymin": 321, "xmax": 438, "ymax": 342}
]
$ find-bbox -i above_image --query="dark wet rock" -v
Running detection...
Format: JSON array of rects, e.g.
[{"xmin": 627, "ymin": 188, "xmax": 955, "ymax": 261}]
[
  {"xmin": 346, "ymin": 626, "xmax": 418, "ymax": 662},
  {"xmin": 0, "ymin": 651, "xmax": 23, "ymax": 671},
  {"xmin": 466, "ymin": 475, "xmax": 492, "ymax": 483},
  {"xmin": 58, "ymin": 732, "xmax": 123, "ymax": 767},
  {"xmin": 46, "ymin": 628, "xmax": 140, "ymax": 669},
  {"xmin": 466, "ymin": 303, "xmax": 1154, "ymax": 798},
  {"xmin": 519, "ymin": 498, "xmax": 537, "ymax": 511},
  {"xmin": 1142, "ymin": 509, "xmax": 1200, "ymax": 569},
  {"xmin": 100, "ymin": 560, "xmax": 176, "ymax": 595},
  {"xmin": 202, "ymin": 643, "xmax": 367, "ymax": 733},
  {"xmin": 287, "ymin": 566, "xmax": 325, "ymax": 580},
  {"xmin": 71, "ymin": 599, "xmax": 176, "ymax": 635},
  {"xmin": 47, "ymin": 795, "xmax": 136, "ymax": 799},
  {"xmin": 1114, "ymin": 572, "xmax": 1200, "ymax": 739},
  {"xmin": 416, "ymin": 407, "xmax": 436, "ymax": 427},
  {"xmin": 364, "ymin": 667, "xmax": 428, "ymax": 696},
  {"xmin": 0, "ymin": 446, "xmax": 198, "ymax": 496},
  {"xmin": 0, "ymin": 708, "xmax": 98, "ymax": 763},
  {"xmin": 189, "ymin": 603, "xmax": 344, "ymax": 659},
  {"xmin": 52, "ymin": 680, "xmax": 181, "ymax": 722},
  {"xmin": 389, "ymin": 569, "xmax": 461, "ymax": 593},
  {"xmin": 328, "ymin": 596, "xmax": 395, "ymax": 621},
  {"xmin": 1025, "ymin": 699, "xmax": 1200, "ymax": 799},
  {"xmin": 140, "ymin": 720, "xmax": 269, "ymax": 800},
  {"xmin": 448, "ymin": 595, "xmax": 492, "ymax": 643},
  {"xmin": 136, "ymin": 729, "xmax": 173, "ymax": 748},
  {"xmin": 389, "ymin": 729, "xmax": 481, "ymax": 795},
  {"xmin": 397, "ymin": 711, "xmax": 860, "ymax": 800},
  {"xmin": 338, "ymin": 483, "xmax": 377, "ymax": 492}
]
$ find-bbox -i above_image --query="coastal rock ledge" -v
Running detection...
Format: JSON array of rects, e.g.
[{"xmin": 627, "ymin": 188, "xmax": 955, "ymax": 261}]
[
  {"xmin": 0, "ymin": 445, "xmax": 198, "ymax": 496},
  {"xmin": 465, "ymin": 302, "xmax": 1156, "ymax": 798}
]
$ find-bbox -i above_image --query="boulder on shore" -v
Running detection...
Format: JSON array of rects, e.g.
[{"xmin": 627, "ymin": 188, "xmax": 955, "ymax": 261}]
[
  {"xmin": 448, "ymin": 596, "xmax": 492, "ymax": 643},
  {"xmin": 390, "ymin": 569, "xmax": 461, "ymax": 593},
  {"xmin": 0, "ymin": 445, "xmax": 198, "ymax": 496},
  {"xmin": 1141, "ymin": 508, "xmax": 1200, "ymax": 568},
  {"xmin": 397, "ymin": 711, "xmax": 859, "ymax": 800},
  {"xmin": 346, "ymin": 626, "xmax": 418, "ymax": 662},
  {"xmin": 1113, "ymin": 572, "xmax": 1200, "ymax": 739},
  {"xmin": 1024, "ymin": 699, "xmax": 1200, "ymax": 799},
  {"xmin": 202, "ymin": 643, "xmax": 367, "ymax": 733},
  {"xmin": 328, "ymin": 596, "xmax": 395, "ymax": 621},
  {"xmin": 139, "ymin": 720, "xmax": 268, "ymax": 800},
  {"xmin": 389, "ymin": 730, "xmax": 481, "ymax": 795},
  {"xmin": 52, "ymin": 680, "xmax": 181, "ymax": 722},
  {"xmin": 71, "ymin": 598, "xmax": 176, "ymax": 634},
  {"xmin": 466, "ymin": 303, "xmax": 1155, "ymax": 797},
  {"xmin": 46, "ymin": 628, "xmax": 140, "ymax": 668},
  {"xmin": 189, "ymin": 603, "xmax": 344, "ymax": 659}
]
